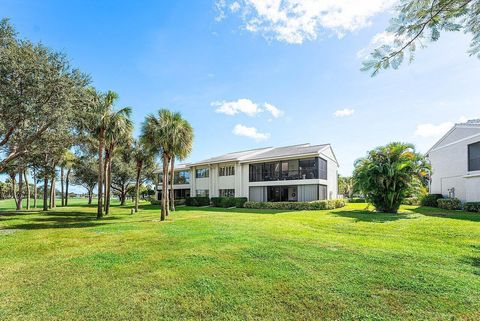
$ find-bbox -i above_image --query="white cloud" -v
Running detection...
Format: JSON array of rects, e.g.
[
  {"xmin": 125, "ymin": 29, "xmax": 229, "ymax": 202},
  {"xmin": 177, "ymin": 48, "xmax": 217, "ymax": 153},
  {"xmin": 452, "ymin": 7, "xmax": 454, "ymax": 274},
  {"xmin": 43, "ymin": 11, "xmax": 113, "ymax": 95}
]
[
  {"xmin": 216, "ymin": 0, "xmax": 395, "ymax": 44},
  {"xmin": 213, "ymin": 99, "xmax": 262, "ymax": 116},
  {"xmin": 263, "ymin": 103, "xmax": 284, "ymax": 118},
  {"xmin": 213, "ymin": 99, "xmax": 284, "ymax": 118},
  {"xmin": 414, "ymin": 122, "xmax": 454, "ymax": 138},
  {"xmin": 233, "ymin": 124, "xmax": 271, "ymax": 141},
  {"xmin": 356, "ymin": 31, "xmax": 397, "ymax": 59},
  {"xmin": 333, "ymin": 108, "xmax": 355, "ymax": 117}
]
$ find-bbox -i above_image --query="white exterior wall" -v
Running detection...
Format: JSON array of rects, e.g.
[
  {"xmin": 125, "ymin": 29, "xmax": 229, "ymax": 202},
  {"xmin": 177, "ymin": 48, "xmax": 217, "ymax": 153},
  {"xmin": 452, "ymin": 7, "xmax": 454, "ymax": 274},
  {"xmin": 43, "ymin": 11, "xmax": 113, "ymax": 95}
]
[{"xmin": 429, "ymin": 129, "xmax": 480, "ymax": 202}]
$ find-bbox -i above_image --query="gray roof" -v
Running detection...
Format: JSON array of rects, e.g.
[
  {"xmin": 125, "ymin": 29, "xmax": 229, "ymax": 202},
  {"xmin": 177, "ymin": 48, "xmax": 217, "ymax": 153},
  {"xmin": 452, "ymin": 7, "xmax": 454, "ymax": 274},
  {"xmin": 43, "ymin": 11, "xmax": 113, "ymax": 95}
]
[
  {"xmin": 192, "ymin": 143, "xmax": 330, "ymax": 165},
  {"xmin": 458, "ymin": 119, "xmax": 480, "ymax": 127}
]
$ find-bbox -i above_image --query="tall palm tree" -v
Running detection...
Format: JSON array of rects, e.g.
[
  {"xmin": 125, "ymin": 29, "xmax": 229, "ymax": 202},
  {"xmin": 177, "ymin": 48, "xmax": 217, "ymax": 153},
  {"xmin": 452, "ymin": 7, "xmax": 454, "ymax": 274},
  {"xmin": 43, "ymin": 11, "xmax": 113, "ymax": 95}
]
[
  {"xmin": 104, "ymin": 108, "xmax": 133, "ymax": 215},
  {"xmin": 132, "ymin": 140, "xmax": 154, "ymax": 213},
  {"xmin": 140, "ymin": 109, "xmax": 180, "ymax": 221},
  {"xmin": 83, "ymin": 89, "xmax": 118, "ymax": 219},
  {"xmin": 169, "ymin": 118, "xmax": 193, "ymax": 212}
]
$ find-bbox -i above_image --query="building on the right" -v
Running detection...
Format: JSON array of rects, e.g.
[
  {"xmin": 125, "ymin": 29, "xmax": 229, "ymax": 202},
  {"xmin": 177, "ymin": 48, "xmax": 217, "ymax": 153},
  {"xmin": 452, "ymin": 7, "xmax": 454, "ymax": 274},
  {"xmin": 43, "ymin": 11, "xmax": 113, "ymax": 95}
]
[{"xmin": 426, "ymin": 119, "xmax": 480, "ymax": 202}]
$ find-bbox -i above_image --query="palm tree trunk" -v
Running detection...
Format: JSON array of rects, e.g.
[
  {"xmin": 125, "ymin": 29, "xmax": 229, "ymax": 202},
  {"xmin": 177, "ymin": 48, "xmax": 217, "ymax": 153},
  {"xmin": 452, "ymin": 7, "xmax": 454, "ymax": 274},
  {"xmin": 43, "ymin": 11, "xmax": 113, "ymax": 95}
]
[
  {"xmin": 106, "ymin": 157, "xmax": 112, "ymax": 214},
  {"xmin": 88, "ymin": 189, "xmax": 93, "ymax": 204},
  {"xmin": 43, "ymin": 176, "xmax": 48, "ymax": 211},
  {"xmin": 97, "ymin": 130, "xmax": 105, "ymax": 219},
  {"xmin": 16, "ymin": 171, "xmax": 23, "ymax": 211},
  {"xmin": 60, "ymin": 166, "xmax": 65, "ymax": 207},
  {"xmin": 24, "ymin": 170, "xmax": 30, "ymax": 210},
  {"xmin": 165, "ymin": 156, "xmax": 170, "ymax": 216},
  {"xmin": 33, "ymin": 168, "xmax": 37, "ymax": 208},
  {"xmin": 134, "ymin": 162, "xmax": 142, "ymax": 213},
  {"xmin": 161, "ymin": 156, "xmax": 168, "ymax": 221},
  {"xmin": 170, "ymin": 157, "xmax": 175, "ymax": 212},
  {"xmin": 65, "ymin": 168, "xmax": 71, "ymax": 206},
  {"xmin": 10, "ymin": 173, "xmax": 17, "ymax": 208},
  {"xmin": 103, "ymin": 151, "xmax": 108, "ymax": 212},
  {"xmin": 49, "ymin": 176, "xmax": 54, "ymax": 209}
]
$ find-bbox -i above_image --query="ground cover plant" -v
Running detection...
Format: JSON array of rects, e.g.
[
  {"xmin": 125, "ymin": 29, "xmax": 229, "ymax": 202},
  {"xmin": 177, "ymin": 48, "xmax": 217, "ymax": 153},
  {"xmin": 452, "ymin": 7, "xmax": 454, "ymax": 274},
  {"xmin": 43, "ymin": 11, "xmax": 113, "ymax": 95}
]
[{"xmin": 1, "ymin": 199, "xmax": 479, "ymax": 321}]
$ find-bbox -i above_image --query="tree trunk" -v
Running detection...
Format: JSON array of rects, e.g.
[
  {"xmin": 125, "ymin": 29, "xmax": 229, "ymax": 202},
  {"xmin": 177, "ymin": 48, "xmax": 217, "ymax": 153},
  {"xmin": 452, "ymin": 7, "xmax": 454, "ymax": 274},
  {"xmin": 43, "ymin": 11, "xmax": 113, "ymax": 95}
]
[
  {"xmin": 103, "ymin": 151, "xmax": 108, "ymax": 212},
  {"xmin": 43, "ymin": 176, "xmax": 48, "ymax": 211},
  {"xmin": 97, "ymin": 130, "xmax": 105, "ymax": 219},
  {"xmin": 161, "ymin": 156, "xmax": 168, "ymax": 221},
  {"xmin": 33, "ymin": 168, "xmax": 37, "ymax": 208},
  {"xmin": 49, "ymin": 176, "xmax": 54, "ymax": 209},
  {"xmin": 60, "ymin": 166, "xmax": 65, "ymax": 207},
  {"xmin": 88, "ymin": 189, "xmax": 93, "ymax": 204},
  {"xmin": 65, "ymin": 168, "xmax": 70, "ymax": 206},
  {"xmin": 16, "ymin": 171, "xmax": 23, "ymax": 211},
  {"xmin": 24, "ymin": 170, "xmax": 30, "ymax": 210},
  {"xmin": 106, "ymin": 157, "xmax": 112, "ymax": 214},
  {"xmin": 165, "ymin": 156, "xmax": 170, "ymax": 217},
  {"xmin": 134, "ymin": 161, "xmax": 142, "ymax": 213},
  {"xmin": 10, "ymin": 173, "xmax": 17, "ymax": 207},
  {"xmin": 170, "ymin": 157, "xmax": 175, "ymax": 212}
]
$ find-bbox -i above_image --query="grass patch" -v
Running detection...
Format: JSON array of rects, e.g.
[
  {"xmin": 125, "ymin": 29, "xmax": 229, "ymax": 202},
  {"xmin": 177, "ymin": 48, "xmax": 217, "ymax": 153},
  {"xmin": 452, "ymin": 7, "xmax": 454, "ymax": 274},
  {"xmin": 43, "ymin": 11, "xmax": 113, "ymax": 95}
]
[{"xmin": 1, "ymin": 199, "xmax": 480, "ymax": 320}]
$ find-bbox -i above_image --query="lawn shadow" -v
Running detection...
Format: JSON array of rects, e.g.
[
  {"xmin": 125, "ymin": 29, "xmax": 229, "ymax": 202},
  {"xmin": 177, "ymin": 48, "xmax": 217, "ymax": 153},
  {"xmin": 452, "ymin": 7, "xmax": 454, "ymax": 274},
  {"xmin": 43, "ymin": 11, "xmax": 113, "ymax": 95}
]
[
  {"xmin": 332, "ymin": 209, "xmax": 416, "ymax": 223},
  {"xmin": 409, "ymin": 206, "xmax": 480, "ymax": 223},
  {"xmin": 138, "ymin": 203, "xmax": 289, "ymax": 215},
  {"xmin": 461, "ymin": 245, "xmax": 480, "ymax": 275}
]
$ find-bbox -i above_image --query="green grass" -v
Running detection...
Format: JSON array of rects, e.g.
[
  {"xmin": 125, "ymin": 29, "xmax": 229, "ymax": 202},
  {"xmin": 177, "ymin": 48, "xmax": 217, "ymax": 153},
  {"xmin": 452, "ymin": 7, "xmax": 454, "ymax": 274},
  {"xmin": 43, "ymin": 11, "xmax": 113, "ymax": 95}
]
[{"xmin": 1, "ymin": 199, "xmax": 479, "ymax": 320}]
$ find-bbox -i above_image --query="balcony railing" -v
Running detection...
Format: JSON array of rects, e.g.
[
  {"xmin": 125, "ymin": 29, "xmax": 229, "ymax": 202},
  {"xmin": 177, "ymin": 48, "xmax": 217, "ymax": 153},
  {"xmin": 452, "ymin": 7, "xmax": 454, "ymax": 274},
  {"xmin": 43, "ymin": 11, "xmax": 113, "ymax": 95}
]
[{"xmin": 250, "ymin": 168, "xmax": 321, "ymax": 182}]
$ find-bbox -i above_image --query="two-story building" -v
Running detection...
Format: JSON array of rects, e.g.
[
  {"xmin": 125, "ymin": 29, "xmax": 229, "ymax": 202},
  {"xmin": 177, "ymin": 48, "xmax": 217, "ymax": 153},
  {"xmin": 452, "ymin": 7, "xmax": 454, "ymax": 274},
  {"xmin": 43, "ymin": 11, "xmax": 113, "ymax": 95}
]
[
  {"xmin": 157, "ymin": 143, "xmax": 339, "ymax": 202},
  {"xmin": 427, "ymin": 119, "xmax": 480, "ymax": 202}
]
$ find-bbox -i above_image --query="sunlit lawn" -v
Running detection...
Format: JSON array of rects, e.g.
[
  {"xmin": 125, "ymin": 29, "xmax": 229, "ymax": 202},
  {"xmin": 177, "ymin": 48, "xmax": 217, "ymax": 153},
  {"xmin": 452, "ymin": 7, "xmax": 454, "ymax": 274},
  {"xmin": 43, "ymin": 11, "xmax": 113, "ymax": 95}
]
[{"xmin": 0, "ymin": 199, "xmax": 479, "ymax": 320}]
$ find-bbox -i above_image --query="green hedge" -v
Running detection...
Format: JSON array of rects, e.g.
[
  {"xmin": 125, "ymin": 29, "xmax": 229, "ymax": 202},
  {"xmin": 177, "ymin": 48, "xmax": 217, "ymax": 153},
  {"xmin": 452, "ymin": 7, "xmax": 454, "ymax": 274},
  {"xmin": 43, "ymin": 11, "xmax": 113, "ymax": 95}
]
[
  {"xmin": 210, "ymin": 197, "xmax": 248, "ymax": 208},
  {"xmin": 185, "ymin": 197, "xmax": 211, "ymax": 207},
  {"xmin": 402, "ymin": 197, "xmax": 420, "ymax": 205},
  {"xmin": 244, "ymin": 199, "xmax": 345, "ymax": 211},
  {"xmin": 149, "ymin": 198, "xmax": 187, "ymax": 206},
  {"xmin": 437, "ymin": 198, "xmax": 462, "ymax": 210},
  {"xmin": 464, "ymin": 202, "xmax": 480, "ymax": 213},
  {"xmin": 421, "ymin": 194, "xmax": 443, "ymax": 207},
  {"xmin": 348, "ymin": 198, "xmax": 366, "ymax": 203}
]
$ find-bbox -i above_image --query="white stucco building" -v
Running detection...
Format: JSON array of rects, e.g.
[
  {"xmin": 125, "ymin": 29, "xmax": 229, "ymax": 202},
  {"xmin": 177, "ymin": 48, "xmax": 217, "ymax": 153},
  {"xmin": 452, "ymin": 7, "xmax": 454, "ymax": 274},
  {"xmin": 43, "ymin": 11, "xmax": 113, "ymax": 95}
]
[
  {"xmin": 157, "ymin": 143, "xmax": 339, "ymax": 202},
  {"xmin": 426, "ymin": 119, "xmax": 480, "ymax": 202}
]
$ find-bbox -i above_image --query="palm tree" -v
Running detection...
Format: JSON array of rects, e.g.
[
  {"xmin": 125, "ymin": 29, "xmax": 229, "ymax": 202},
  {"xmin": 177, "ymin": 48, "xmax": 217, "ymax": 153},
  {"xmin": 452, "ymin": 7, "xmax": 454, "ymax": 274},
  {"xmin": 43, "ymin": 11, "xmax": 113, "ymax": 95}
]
[
  {"xmin": 59, "ymin": 150, "xmax": 75, "ymax": 207},
  {"xmin": 132, "ymin": 140, "xmax": 154, "ymax": 213},
  {"xmin": 83, "ymin": 89, "xmax": 119, "ymax": 219},
  {"xmin": 140, "ymin": 109, "xmax": 179, "ymax": 221},
  {"xmin": 104, "ymin": 107, "xmax": 133, "ymax": 215},
  {"xmin": 353, "ymin": 142, "xmax": 430, "ymax": 213},
  {"xmin": 169, "ymin": 118, "xmax": 193, "ymax": 212}
]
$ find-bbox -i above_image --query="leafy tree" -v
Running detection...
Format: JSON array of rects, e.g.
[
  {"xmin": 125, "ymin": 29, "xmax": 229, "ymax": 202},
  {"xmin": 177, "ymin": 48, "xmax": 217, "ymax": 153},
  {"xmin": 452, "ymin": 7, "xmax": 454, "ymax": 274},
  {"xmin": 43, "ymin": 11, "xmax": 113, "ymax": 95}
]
[
  {"xmin": 362, "ymin": 0, "xmax": 480, "ymax": 76},
  {"xmin": 353, "ymin": 142, "xmax": 430, "ymax": 213},
  {"xmin": 110, "ymin": 147, "xmax": 135, "ymax": 206},
  {"xmin": 71, "ymin": 156, "xmax": 98, "ymax": 204},
  {"xmin": 338, "ymin": 176, "xmax": 355, "ymax": 198},
  {"xmin": 59, "ymin": 150, "xmax": 75, "ymax": 207},
  {"xmin": 0, "ymin": 18, "xmax": 89, "ymax": 171}
]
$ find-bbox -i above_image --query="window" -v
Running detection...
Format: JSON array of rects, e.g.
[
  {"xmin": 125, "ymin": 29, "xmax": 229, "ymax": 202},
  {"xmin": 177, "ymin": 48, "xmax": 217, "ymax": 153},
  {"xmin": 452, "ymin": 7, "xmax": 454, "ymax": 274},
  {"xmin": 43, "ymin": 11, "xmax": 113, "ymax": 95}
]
[
  {"xmin": 318, "ymin": 158, "xmax": 327, "ymax": 179},
  {"xmin": 174, "ymin": 170, "xmax": 190, "ymax": 184},
  {"xmin": 468, "ymin": 141, "xmax": 480, "ymax": 171},
  {"xmin": 195, "ymin": 168, "xmax": 209, "ymax": 178},
  {"xmin": 219, "ymin": 189, "xmax": 235, "ymax": 197},
  {"xmin": 249, "ymin": 157, "xmax": 325, "ymax": 182},
  {"xmin": 219, "ymin": 165, "xmax": 235, "ymax": 176},
  {"xmin": 196, "ymin": 189, "xmax": 209, "ymax": 197}
]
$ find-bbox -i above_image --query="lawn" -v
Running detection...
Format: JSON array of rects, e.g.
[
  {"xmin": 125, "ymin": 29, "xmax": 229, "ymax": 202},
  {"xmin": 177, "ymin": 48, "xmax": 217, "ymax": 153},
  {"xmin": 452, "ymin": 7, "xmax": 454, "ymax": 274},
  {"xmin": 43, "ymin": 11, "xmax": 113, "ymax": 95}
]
[{"xmin": 0, "ymin": 199, "xmax": 479, "ymax": 320}]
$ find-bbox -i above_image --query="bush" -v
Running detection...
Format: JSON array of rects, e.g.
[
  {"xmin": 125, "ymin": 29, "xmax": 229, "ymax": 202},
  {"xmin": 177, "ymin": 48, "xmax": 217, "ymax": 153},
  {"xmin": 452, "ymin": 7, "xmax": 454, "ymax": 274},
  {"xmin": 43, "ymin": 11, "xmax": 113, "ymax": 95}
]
[
  {"xmin": 211, "ymin": 197, "xmax": 248, "ymax": 208},
  {"xmin": 464, "ymin": 202, "xmax": 480, "ymax": 213},
  {"xmin": 348, "ymin": 198, "xmax": 366, "ymax": 203},
  {"xmin": 234, "ymin": 197, "xmax": 248, "ymax": 208},
  {"xmin": 149, "ymin": 198, "xmax": 161, "ymax": 205},
  {"xmin": 185, "ymin": 197, "xmax": 210, "ymax": 207},
  {"xmin": 149, "ymin": 198, "xmax": 187, "ymax": 206},
  {"xmin": 244, "ymin": 199, "xmax": 345, "ymax": 211},
  {"xmin": 421, "ymin": 194, "xmax": 443, "ymax": 207},
  {"xmin": 437, "ymin": 198, "xmax": 462, "ymax": 210},
  {"xmin": 402, "ymin": 197, "xmax": 420, "ymax": 205}
]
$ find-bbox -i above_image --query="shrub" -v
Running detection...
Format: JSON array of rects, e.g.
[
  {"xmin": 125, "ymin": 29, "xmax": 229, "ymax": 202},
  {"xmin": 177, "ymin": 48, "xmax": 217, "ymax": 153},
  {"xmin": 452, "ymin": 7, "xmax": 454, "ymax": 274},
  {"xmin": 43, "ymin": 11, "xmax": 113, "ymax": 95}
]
[
  {"xmin": 437, "ymin": 198, "xmax": 462, "ymax": 210},
  {"xmin": 402, "ymin": 197, "xmax": 420, "ymax": 205},
  {"xmin": 150, "ymin": 198, "xmax": 187, "ymax": 206},
  {"xmin": 464, "ymin": 202, "xmax": 480, "ymax": 213},
  {"xmin": 185, "ymin": 197, "xmax": 210, "ymax": 207},
  {"xmin": 244, "ymin": 199, "xmax": 345, "ymax": 211},
  {"xmin": 149, "ymin": 198, "xmax": 161, "ymax": 205},
  {"xmin": 348, "ymin": 198, "xmax": 366, "ymax": 203},
  {"xmin": 211, "ymin": 197, "xmax": 248, "ymax": 208},
  {"xmin": 421, "ymin": 194, "xmax": 443, "ymax": 207},
  {"xmin": 234, "ymin": 197, "xmax": 248, "ymax": 208}
]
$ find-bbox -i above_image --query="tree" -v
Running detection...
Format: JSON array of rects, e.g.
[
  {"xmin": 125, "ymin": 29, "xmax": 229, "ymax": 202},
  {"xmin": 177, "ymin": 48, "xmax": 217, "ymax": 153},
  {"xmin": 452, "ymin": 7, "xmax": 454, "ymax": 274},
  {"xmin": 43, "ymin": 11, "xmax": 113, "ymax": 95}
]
[
  {"xmin": 353, "ymin": 142, "xmax": 430, "ymax": 213},
  {"xmin": 59, "ymin": 151, "xmax": 75, "ymax": 207},
  {"xmin": 169, "ymin": 117, "xmax": 194, "ymax": 212},
  {"xmin": 103, "ymin": 106, "xmax": 133, "ymax": 215},
  {"xmin": 362, "ymin": 0, "xmax": 480, "ymax": 76},
  {"xmin": 110, "ymin": 147, "xmax": 136, "ymax": 206},
  {"xmin": 0, "ymin": 19, "xmax": 89, "ymax": 171},
  {"xmin": 338, "ymin": 176, "xmax": 355, "ymax": 198},
  {"xmin": 132, "ymin": 140, "xmax": 155, "ymax": 213},
  {"xmin": 71, "ymin": 156, "xmax": 98, "ymax": 204},
  {"xmin": 141, "ymin": 109, "xmax": 186, "ymax": 221}
]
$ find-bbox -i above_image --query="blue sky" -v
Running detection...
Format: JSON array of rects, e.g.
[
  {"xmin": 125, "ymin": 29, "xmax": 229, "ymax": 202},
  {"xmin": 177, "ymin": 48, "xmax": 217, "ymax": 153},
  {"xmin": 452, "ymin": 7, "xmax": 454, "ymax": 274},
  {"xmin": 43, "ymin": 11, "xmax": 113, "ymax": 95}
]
[{"xmin": 3, "ymin": 0, "xmax": 480, "ymax": 180}]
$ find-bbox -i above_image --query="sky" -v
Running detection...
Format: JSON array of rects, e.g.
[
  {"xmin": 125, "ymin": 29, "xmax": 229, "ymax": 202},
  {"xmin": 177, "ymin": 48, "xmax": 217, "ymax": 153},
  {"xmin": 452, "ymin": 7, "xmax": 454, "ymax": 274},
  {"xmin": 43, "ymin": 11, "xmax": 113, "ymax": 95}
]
[{"xmin": 2, "ymin": 0, "xmax": 480, "ymax": 187}]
